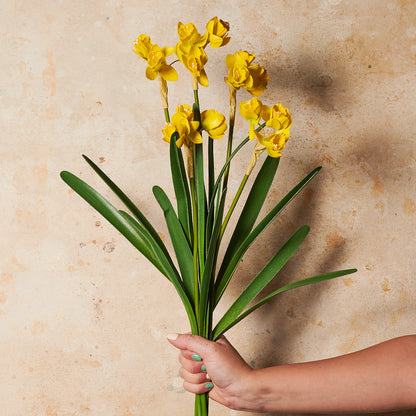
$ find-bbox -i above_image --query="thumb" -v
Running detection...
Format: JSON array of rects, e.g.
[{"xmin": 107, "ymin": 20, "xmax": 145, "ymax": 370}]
[{"xmin": 167, "ymin": 333, "xmax": 215, "ymax": 357}]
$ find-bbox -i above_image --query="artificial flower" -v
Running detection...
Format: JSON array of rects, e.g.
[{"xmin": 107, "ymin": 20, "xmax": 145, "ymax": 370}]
[
  {"xmin": 239, "ymin": 98, "xmax": 263, "ymax": 140},
  {"xmin": 255, "ymin": 129, "xmax": 290, "ymax": 158},
  {"xmin": 201, "ymin": 109, "xmax": 227, "ymax": 140},
  {"xmin": 224, "ymin": 50, "xmax": 268, "ymax": 96},
  {"xmin": 261, "ymin": 103, "xmax": 292, "ymax": 130},
  {"xmin": 162, "ymin": 104, "xmax": 202, "ymax": 147},
  {"xmin": 133, "ymin": 35, "xmax": 178, "ymax": 81},
  {"xmin": 206, "ymin": 17, "xmax": 230, "ymax": 48},
  {"xmin": 175, "ymin": 22, "xmax": 209, "ymax": 86}
]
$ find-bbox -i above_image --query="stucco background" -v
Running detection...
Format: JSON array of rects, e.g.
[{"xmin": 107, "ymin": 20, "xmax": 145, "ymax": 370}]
[{"xmin": 1, "ymin": 0, "xmax": 415, "ymax": 415}]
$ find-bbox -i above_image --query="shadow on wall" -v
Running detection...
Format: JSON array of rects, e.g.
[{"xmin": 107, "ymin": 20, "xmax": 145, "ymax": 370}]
[{"xmin": 265, "ymin": 52, "xmax": 350, "ymax": 113}]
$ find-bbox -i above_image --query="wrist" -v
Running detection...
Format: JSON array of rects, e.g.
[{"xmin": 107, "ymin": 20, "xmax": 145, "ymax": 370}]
[{"xmin": 227, "ymin": 368, "xmax": 270, "ymax": 412}]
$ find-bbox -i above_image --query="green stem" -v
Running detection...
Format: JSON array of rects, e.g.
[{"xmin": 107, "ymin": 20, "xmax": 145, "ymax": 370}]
[
  {"xmin": 164, "ymin": 107, "xmax": 170, "ymax": 123},
  {"xmin": 219, "ymin": 174, "xmax": 249, "ymax": 241},
  {"xmin": 221, "ymin": 86, "xmax": 237, "ymax": 196}
]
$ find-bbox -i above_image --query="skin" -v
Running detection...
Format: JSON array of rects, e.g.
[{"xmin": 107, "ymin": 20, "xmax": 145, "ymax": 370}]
[{"xmin": 167, "ymin": 333, "xmax": 416, "ymax": 413}]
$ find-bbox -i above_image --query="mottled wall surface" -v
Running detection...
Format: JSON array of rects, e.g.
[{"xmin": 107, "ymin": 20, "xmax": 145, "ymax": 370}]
[{"xmin": 1, "ymin": 0, "xmax": 415, "ymax": 415}]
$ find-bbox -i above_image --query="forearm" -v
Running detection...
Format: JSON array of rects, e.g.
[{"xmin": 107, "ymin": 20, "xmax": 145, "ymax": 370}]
[{"xmin": 245, "ymin": 335, "xmax": 416, "ymax": 414}]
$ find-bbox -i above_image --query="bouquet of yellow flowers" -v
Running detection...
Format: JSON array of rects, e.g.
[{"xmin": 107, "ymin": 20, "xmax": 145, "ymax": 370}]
[{"xmin": 61, "ymin": 17, "xmax": 356, "ymax": 416}]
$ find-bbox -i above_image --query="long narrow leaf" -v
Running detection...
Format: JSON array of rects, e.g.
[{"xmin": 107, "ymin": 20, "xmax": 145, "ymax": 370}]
[
  {"xmin": 194, "ymin": 143, "xmax": 206, "ymax": 266},
  {"xmin": 214, "ymin": 166, "xmax": 322, "ymax": 307},
  {"xmin": 61, "ymin": 171, "xmax": 166, "ymax": 273},
  {"xmin": 213, "ymin": 225, "xmax": 310, "ymax": 339},
  {"xmin": 169, "ymin": 133, "xmax": 192, "ymax": 242},
  {"xmin": 81, "ymin": 155, "xmax": 168, "ymax": 255},
  {"xmin": 218, "ymin": 156, "xmax": 280, "ymax": 280},
  {"xmin": 213, "ymin": 268, "xmax": 357, "ymax": 339},
  {"xmin": 153, "ymin": 185, "xmax": 195, "ymax": 303},
  {"xmin": 198, "ymin": 189, "xmax": 227, "ymax": 338},
  {"xmin": 61, "ymin": 171, "xmax": 198, "ymax": 333}
]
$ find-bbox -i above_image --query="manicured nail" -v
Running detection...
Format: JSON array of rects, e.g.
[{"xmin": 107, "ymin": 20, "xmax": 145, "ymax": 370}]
[
  {"xmin": 205, "ymin": 382, "xmax": 214, "ymax": 389},
  {"xmin": 201, "ymin": 364, "xmax": 206, "ymax": 371},
  {"xmin": 192, "ymin": 354, "xmax": 202, "ymax": 361},
  {"xmin": 167, "ymin": 333, "xmax": 178, "ymax": 340}
]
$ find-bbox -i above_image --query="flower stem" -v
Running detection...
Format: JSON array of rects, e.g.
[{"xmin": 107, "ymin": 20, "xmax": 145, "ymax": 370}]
[
  {"xmin": 219, "ymin": 174, "xmax": 249, "ymax": 241},
  {"xmin": 222, "ymin": 86, "xmax": 237, "ymax": 193}
]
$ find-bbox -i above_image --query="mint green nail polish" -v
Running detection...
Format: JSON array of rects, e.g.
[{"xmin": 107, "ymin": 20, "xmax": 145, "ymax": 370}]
[
  {"xmin": 205, "ymin": 382, "xmax": 214, "ymax": 389},
  {"xmin": 201, "ymin": 364, "xmax": 206, "ymax": 371},
  {"xmin": 192, "ymin": 354, "xmax": 202, "ymax": 361}
]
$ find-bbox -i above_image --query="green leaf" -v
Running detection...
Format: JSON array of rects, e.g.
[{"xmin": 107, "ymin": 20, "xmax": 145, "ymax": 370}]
[
  {"xmin": 213, "ymin": 225, "xmax": 310, "ymax": 339},
  {"xmin": 194, "ymin": 143, "xmax": 207, "ymax": 266},
  {"xmin": 153, "ymin": 185, "xmax": 195, "ymax": 303},
  {"xmin": 61, "ymin": 170, "xmax": 199, "ymax": 333},
  {"xmin": 169, "ymin": 133, "xmax": 192, "ymax": 242},
  {"xmin": 61, "ymin": 170, "xmax": 167, "ymax": 273},
  {"xmin": 218, "ymin": 156, "xmax": 279, "ymax": 277},
  {"xmin": 198, "ymin": 189, "xmax": 227, "ymax": 338},
  {"xmin": 81, "ymin": 155, "xmax": 167, "ymax": 255},
  {"xmin": 214, "ymin": 166, "xmax": 321, "ymax": 307},
  {"xmin": 213, "ymin": 268, "xmax": 357, "ymax": 339}
]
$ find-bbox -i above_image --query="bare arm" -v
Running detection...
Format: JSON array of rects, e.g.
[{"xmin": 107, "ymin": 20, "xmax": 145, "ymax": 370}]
[{"xmin": 167, "ymin": 334, "xmax": 416, "ymax": 413}]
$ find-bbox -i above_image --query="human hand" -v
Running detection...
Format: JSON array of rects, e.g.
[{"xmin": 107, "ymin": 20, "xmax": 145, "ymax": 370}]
[{"xmin": 167, "ymin": 333, "xmax": 258, "ymax": 411}]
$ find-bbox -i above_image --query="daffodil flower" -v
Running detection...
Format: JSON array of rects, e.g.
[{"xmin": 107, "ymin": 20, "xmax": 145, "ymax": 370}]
[
  {"xmin": 133, "ymin": 35, "xmax": 178, "ymax": 82},
  {"xmin": 224, "ymin": 50, "xmax": 268, "ymax": 96},
  {"xmin": 206, "ymin": 17, "xmax": 230, "ymax": 48},
  {"xmin": 239, "ymin": 98, "xmax": 263, "ymax": 140},
  {"xmin": 162, "ymin": 105, "xmax": 202, "ymax": 148},
  {"xmin": 175, "ymin": 22, "xmax": 209, "ymax": 87},
  {"xmin": 261, "ymin": 103, "xmax": 292, "ymax": 130},
  {"xmin": 255, "ymin": 129, "xmax": 290, "ymax": 158},
  {"xmin": 201, "ymin": 110, "xmax": 227, "ymax": 140}
]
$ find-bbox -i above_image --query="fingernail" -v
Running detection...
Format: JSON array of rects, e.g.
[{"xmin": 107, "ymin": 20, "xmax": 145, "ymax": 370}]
[
  {"xmin": 167, "ymin": 333, "xmax": 178, "ymax": 340},
  {"xmin": 201, "ymin": 364, "xmax": 206, "ymax": 371},
  {"xmin": 192, "ymin": 354, "xmax": 202, "ymax": 361},
  {"xmin": 205, "ymin": 382, "xmax": 214, "ymax": 389}
]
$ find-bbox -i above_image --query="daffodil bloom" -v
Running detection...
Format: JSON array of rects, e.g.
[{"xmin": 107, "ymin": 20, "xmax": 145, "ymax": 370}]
[
  {"xmin": 239, "ymin": 98, "xmax": 263, "ymax": 140},
  {"xmin": 224, "ymin": 50, "xmax": 268, "ymax": 96},
  {"xmin": 133, "ymin": 35, "xmax": 178, "ymax": 82},
  {"xmin": 206, "ymin": 17, "xmax": 230, "ymax": 48},
  {"xmin": 255, "ymin": 129, "xmax": 290, "ymax": 158},
  {"xmin": 182, "ymin": 46, "xmax": 209, "ymax": 87},
  {"xmin": 261, "ymin": 103, "xmax": 292, "ymax": 130},
  {"xmin": 177, "ymin": 22, "xmax": 207, "ymax": 51},
  {"xmin": 162, "ymin": 105, "xmax": 201, "ymax": 148},
  {"xmin": 201, "ymin": 110, "xmax": 227, "ymax": 140},
  {"xmin": 175, "ymin": 22, "xmax": 210, "ymax": 87}
]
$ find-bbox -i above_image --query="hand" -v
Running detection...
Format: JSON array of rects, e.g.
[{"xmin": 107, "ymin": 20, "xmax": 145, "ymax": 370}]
[{"xmin": 167, "ymin": 333, "xmax": 257, "ymax": 411}]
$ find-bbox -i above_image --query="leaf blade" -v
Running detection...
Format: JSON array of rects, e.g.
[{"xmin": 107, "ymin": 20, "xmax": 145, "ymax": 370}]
[
  {"xmin": 213, "ymin": 268, "xmax": 357, "ymax": 339},
  {"xmin": 153, "ymin": 185, "xmax": 195, "ymax": 303},
  {"xmin": 214, "ymin": 166, "xmax": 322, "ymax": 306},
  {"xmin": 213, "ymin": 225, "xmax": 310, "ymax": 338}
]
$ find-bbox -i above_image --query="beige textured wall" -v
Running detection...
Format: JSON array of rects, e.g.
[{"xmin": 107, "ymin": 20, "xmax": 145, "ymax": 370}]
[{"xmin": 1, "ymin": 0, "xmax": 415, "ymax": 415}]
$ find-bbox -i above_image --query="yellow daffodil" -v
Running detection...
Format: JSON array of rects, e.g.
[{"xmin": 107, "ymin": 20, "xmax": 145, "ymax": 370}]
[
  {"xmin": 175, "ymin": 22, "xmax": 209, "ymax": 87},
  {"xmin": 177, "ymin": 22, "xmax": 207, "ymax": 50},
  {"xmin": 245, "ymin": 64, "xmax": 269, "ymax": 96},
  {"xmin": 133, "ymin": 35, "xmax": 178, "ymax": 82},
  {"xmin": 224, "ymin": 50, "xmax": 268, "ymax": 96},
  {"xmin": 206, "ymin": 17, "xmax": 230, "ymax": 48},
  {"xmin": 239, "ymin": 98, "xmax": 263, "ymax": 140},
  {"xmin": 201, "ymin": 110, "xmax": 227, "ymax": 140},
  {"xmin": 255, "ymin": 129, "xmax": 290, "ymax": 158},
  {"xmin": 182, "ymin": 46, "xmax": 209, "ymax": 87},
  {"xmin": 261, "ymin": 103, "xmax": 292, "ymax": 130},
  {"xmin": 162, "ymin": 105, "xmax": 201, "ymax": 148}
]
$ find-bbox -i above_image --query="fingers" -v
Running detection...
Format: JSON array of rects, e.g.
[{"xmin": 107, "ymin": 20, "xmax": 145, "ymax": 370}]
[
  {"xmin": 179, "ymin": 351, "xmax": 206, "ymax": 373},
  {"xmin": 167, "ymin": 333, "xmax": 216, "ymax": 357},
  {"xmin": 183, "ymin": 380, "xmax": 214, "ymax": 395}
]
